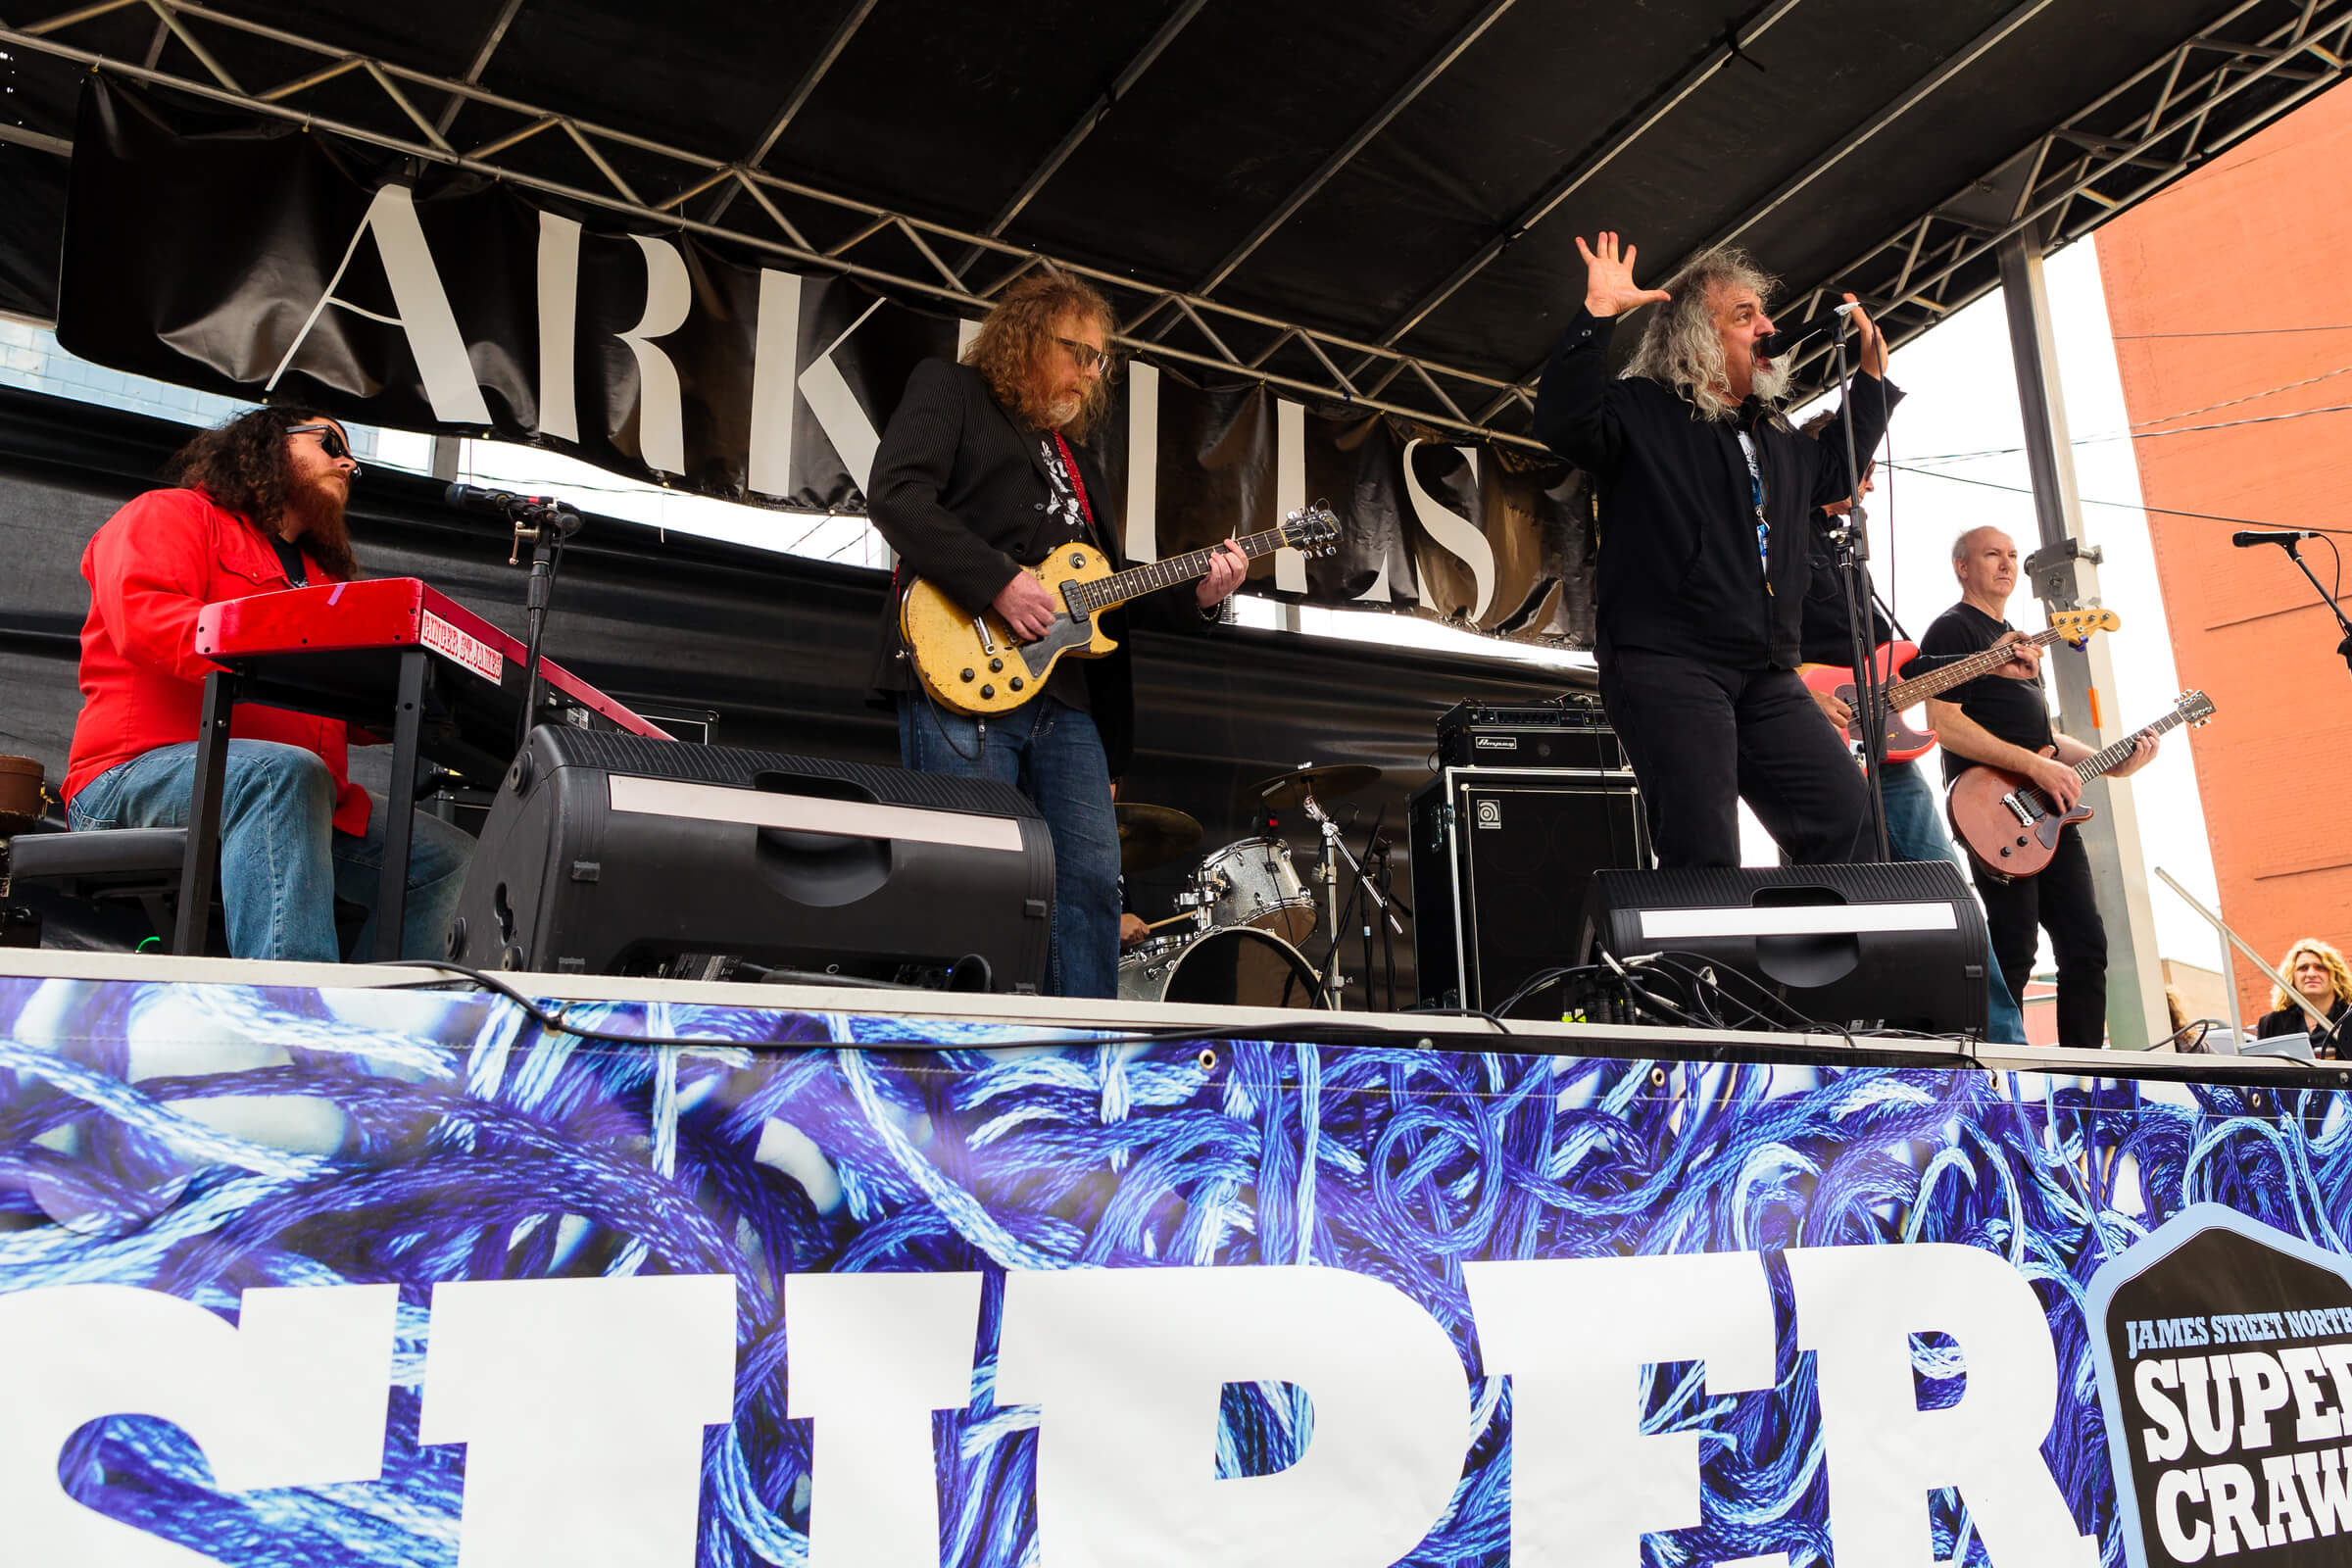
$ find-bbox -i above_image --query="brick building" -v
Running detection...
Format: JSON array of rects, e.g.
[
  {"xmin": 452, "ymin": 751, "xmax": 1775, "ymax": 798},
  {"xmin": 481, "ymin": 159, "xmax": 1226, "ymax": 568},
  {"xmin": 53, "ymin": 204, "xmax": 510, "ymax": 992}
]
[{"xmin": 2095, "ymin": 84, "xmax": 2352, "ymax": 1017}]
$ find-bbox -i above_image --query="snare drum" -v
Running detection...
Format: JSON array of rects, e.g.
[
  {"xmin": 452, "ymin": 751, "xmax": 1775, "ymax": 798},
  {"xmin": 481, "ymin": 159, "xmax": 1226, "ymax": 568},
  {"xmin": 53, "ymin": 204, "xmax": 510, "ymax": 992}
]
[
  {"xmin": 1117, "ymin": 926, "xmax": 1327, "ymax": 1008},
  {"xmin": 1191, "ymin": 837, "xmax": 1316, "ymax": 943}
]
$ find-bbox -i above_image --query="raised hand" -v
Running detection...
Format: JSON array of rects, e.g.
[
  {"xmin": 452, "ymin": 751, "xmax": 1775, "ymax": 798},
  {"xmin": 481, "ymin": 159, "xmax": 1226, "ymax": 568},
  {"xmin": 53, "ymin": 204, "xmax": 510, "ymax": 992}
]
[
  {"xmin": 1578, "ymin": 232, "xmax": 1673, "ymax": 319},
  {"xmin": 1841, "ymin": 292, "xmax": 1889, "ymax": 377}
]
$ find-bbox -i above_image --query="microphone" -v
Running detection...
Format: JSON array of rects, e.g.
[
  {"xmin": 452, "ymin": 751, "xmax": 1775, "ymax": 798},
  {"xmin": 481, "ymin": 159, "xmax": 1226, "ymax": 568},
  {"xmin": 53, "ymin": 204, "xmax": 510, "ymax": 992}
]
[
  {"xmin": 447, "ymin": 481, "xmax": 562, "ymax": 516},
  {"xmin": 444, "ymin": 482, "xmax": 567, "ymax": 517},
  {"xmin": 2232, "ymin": 529, "xmax": 2319, "ymax": 548},
  {"xmin": 1754, "ymin": 302, "xmax": 1867, "ymax": 364}
]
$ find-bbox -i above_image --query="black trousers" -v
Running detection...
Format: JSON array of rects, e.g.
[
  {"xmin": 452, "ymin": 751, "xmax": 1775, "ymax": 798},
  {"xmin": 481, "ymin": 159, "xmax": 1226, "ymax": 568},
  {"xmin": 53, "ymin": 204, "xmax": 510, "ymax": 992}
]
[
  {"xmin": 1971, "ymin": 826, "xmax": 2106, "ymax": 1050},
  {"xmin": 1597, "ymin": 644, "xmax": 1868, "ymax": 867}
]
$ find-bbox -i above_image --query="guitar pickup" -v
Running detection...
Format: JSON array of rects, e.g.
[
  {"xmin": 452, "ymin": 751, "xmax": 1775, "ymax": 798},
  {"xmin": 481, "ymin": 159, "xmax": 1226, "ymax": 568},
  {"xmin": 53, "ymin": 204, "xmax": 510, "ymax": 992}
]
[
  {"xmin": 2001, "ymin": 793, "xmax": 2036, "ymax": 826},
  {"xmin": 971, "ymin": 616, "xmax": 997, "ymax": 654}
]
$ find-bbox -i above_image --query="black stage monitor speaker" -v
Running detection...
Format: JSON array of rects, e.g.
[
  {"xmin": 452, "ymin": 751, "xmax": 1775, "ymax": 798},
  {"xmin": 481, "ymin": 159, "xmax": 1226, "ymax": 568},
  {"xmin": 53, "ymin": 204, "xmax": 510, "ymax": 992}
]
[
  {"xmin": 1576, "ymin": 861, "xmax": 1991, "ymax": 1037},
  {"xmin": 1410, "ymin": 765, "xmax": 1649, "ymax": 1017},
  {"xmin": 447, "ymin": 728, "xmax": 1054, "ymax": 990}
]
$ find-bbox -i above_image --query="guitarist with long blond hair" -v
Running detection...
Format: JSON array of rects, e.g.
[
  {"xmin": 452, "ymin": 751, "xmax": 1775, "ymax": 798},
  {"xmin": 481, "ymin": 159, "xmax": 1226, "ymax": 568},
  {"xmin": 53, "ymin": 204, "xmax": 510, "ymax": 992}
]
[{"xmin": 864, "ymin": 272, "xmax": 1247, "ymax": 998}]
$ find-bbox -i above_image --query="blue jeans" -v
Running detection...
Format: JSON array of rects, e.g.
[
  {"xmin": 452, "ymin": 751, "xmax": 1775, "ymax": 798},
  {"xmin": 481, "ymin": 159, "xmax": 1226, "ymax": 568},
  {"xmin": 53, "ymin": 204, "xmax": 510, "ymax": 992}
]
[
  {"xmin": 898, "ymin": 696, "xmax": 1119, "ymax": 998},
  {"xmin": 1879, "ymin": 758, "xmax": 2027, "ymax": 1045},
  {"xmin": 66, "ymin": 740, "xmax": 474, "ymax": 963}
]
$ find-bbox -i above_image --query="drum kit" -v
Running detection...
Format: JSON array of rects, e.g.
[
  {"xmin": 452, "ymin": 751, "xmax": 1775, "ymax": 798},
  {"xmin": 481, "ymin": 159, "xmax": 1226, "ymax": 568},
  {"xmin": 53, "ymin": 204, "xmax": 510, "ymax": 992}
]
[{"xmin": 1115, "ymin": 761, "xmax": 1395, "ymax": 1009}]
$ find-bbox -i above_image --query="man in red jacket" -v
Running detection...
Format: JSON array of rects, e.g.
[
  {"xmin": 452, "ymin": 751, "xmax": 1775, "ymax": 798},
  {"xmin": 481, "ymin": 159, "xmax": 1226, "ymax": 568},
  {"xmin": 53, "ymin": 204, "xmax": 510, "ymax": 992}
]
[{"xmin": 63, "ymin": 406, "xmax": 473, "ymax": 961}]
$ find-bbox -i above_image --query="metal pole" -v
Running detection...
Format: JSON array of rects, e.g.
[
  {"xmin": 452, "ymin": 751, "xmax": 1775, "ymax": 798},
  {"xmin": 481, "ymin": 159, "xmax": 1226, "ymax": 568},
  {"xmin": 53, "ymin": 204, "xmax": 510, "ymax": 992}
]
[{"xmin": 1997, "ymin": 225, "xmax": 2167, "ymax": 1049}]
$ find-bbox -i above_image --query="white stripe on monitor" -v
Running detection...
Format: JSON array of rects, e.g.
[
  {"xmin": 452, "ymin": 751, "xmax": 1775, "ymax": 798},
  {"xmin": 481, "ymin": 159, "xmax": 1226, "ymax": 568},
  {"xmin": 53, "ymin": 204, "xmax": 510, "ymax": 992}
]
[
  {"xmin": 1639, "ymin": 903, "xmax": 1958, "ymax": 939},
  {"xmin": 606, "ymin": 775, "xmax": 1024, "ymax": 853}
]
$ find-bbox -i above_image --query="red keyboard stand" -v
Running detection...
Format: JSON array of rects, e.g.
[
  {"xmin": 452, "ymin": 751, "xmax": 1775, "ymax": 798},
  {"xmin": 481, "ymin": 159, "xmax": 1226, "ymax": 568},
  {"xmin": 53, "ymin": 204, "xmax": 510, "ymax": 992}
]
[{"xmin": 173, "ymin": 578, "xmax": 673, "ymax": 960}]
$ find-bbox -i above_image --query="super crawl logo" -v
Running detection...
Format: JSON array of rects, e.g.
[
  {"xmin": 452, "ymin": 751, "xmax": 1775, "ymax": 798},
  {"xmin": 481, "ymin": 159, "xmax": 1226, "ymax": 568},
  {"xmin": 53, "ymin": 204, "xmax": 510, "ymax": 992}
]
[{"xmin": 2090, "ymin": 1208, "xmax": 2352, "ymax": 1566}]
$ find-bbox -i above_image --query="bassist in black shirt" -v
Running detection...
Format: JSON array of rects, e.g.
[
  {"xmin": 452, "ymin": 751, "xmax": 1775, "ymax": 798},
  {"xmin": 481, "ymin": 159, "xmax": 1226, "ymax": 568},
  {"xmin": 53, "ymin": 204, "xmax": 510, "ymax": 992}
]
[{"xmin": 1921, "ymin": 525, "xmax": 2158, "ymax": 1048}]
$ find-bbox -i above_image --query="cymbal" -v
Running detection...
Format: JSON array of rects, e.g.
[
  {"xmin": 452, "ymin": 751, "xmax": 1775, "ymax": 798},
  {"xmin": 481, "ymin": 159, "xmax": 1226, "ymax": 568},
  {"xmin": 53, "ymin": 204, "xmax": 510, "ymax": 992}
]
[
  {"xmin": 1243, "ymin": 762, "xmax": 1381, "ymax": 810},
  {"xmin": 1116, "ymin": 802, "xmax": 1202, "ymax": 872}
]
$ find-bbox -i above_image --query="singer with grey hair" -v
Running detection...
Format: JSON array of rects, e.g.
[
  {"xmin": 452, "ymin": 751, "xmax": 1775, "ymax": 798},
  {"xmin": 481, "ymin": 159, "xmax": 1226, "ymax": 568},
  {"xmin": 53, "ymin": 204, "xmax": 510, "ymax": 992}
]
[{"xmin": 1532, "ymin": 232, "xmax": 1900, "ymax": 867}]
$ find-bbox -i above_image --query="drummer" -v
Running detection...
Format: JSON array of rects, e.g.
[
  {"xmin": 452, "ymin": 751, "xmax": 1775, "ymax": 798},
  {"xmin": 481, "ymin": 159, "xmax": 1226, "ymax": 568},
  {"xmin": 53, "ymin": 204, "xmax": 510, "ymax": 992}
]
[{"xmin": 1112, "ymin": 780, "xmax": 1172, "ymax": 948}]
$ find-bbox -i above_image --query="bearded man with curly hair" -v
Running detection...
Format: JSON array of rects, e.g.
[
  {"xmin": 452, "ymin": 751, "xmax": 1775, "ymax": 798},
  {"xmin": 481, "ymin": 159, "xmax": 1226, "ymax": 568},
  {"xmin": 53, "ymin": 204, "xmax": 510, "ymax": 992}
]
[
  {"xmin": 1533, "ymin": 233, "xmax": 1901, "ymax": 868},
  {"xmin": 62, "ymin": 406, "xmax": 472, "ymax": 961},
  {"xmin": 864, "ymin": 272, "xmax": 1247, "ymax": 998}
]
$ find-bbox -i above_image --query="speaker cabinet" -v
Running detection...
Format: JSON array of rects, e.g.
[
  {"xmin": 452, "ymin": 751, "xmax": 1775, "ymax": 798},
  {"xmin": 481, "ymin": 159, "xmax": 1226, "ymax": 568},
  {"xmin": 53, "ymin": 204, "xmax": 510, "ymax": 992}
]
[
  {"xmin": 448, "ymin": 728, "xmax": 1055, "ymax": 989},
  {"xmin": 1576, "ymin": 861, "xmax": 1991, "ymax": 1037},
  {"xmin": 1409, "ymin": 765, "xmax": 1649, "ymax": 1017}
]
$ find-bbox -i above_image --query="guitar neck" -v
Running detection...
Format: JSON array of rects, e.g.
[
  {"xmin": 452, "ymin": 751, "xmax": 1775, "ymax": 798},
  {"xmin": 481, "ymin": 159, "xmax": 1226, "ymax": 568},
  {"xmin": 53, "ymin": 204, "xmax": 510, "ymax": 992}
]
[
  {"xmin": 2076, "ymin": 710, "xmax": 2189, "ymax": 783},
  {"xmin": 1070, "ymin": 526, "xmax": 1293, "ymax": 615},
  {"xmin": 1889, "ymin": 624, "xmax": 2070, "ymax": 707}
]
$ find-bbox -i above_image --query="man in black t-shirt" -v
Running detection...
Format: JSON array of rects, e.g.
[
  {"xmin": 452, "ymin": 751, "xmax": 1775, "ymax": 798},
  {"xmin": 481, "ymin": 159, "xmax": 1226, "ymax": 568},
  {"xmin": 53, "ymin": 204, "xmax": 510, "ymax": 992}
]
[{"xmin": 1919, "ymin": 525, "xmax": 2158, "ymax": 1049}]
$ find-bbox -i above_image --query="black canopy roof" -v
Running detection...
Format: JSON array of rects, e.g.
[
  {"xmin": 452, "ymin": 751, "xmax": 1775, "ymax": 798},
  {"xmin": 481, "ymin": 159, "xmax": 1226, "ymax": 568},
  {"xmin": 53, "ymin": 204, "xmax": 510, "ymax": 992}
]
[{"xmin": 1, "ymin": 0, "xmax": 2346, "ymax": 443}]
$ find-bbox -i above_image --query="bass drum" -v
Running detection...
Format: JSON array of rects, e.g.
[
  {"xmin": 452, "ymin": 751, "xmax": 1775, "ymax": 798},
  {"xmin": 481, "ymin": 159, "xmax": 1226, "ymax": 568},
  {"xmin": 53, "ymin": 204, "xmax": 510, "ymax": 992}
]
[{"xmin": 1117, "ymin": 927, "xmax": 1328, "ymax": 1009}]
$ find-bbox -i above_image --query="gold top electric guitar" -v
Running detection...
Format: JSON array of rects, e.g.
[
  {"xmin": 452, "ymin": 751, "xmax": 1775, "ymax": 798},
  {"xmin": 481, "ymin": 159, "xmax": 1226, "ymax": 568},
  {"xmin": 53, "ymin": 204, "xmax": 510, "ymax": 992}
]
[{"xmin": 902, "ymin": 505, "xmax": 1340, "ymax": 716}]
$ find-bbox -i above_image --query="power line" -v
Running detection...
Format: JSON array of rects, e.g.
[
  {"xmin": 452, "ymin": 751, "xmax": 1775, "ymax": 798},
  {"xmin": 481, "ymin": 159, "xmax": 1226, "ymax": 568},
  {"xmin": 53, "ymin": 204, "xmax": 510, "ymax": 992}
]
[
  {"xmin": 1878, "ymin": 462, "xmax": 2352, "ymax": 535},
  {"xmin": 2115, "ymin": 325, "xmax": 2352, "ymax": 340},
  {"xmin": 1899, "ymin": 395, "xmax": 2352, "ymax": 468}
]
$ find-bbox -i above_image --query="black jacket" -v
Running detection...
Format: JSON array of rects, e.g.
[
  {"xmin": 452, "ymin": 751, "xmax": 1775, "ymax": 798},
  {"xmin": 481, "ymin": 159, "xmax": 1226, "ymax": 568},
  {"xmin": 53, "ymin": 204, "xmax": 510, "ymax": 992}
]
[
  {"xmin": 1533, "ymin": 307, "xmax": 1900, "ymax": 668},
  {"xmin": 864, "ymin": 358, "xmax": 1203, "ymax": 774},
  {"xmin": 2257, "ymin": 997, "xmax": 2350, "ymax": 1054}
]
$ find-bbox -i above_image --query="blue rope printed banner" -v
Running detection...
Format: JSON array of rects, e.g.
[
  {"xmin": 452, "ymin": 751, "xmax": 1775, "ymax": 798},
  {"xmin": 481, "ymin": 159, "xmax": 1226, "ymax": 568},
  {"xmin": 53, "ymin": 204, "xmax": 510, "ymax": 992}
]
[{"xmin": 0, "ymin": 973, "xmax": 2344, "ymax": 1568}]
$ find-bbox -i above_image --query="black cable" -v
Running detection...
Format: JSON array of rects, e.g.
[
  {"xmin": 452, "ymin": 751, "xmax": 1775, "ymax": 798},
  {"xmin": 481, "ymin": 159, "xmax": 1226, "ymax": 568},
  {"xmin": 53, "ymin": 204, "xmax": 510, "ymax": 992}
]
[
  {"xmin": 370, "ymin": 958, "xmax": 1515, "ymax": 1047},
  {"xmin": 1487, "ymin": 964, "xmax": 1607, "ymax": 1020}
]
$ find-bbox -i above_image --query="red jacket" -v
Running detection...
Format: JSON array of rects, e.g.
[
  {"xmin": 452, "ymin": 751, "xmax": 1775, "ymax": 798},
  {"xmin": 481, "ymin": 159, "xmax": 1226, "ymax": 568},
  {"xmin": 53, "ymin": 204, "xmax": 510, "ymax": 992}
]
[{"xmin": 65, "ymin": 488, "xmax": 370, "ymax": 836}]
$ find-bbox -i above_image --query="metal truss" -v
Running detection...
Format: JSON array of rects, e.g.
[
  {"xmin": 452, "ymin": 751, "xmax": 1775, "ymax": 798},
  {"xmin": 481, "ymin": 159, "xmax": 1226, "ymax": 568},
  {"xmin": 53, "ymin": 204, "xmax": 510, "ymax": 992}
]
[
  {"xmin": 1764, "ymin": 0, "xmax": 2352, "ymax": 397},
  {"xmin": 0, "ymin": 0, "xmax": 1554, "ymax": 449},
  {"xmin": 5, "ymin": 0, "xmax": 2348, "ymax": 446}
]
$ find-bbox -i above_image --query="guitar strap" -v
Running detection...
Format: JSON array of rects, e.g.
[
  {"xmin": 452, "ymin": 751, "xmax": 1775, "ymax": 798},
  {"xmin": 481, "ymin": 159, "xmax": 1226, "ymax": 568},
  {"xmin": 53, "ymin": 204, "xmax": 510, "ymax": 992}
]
[{"xmin": 1051, "ymin": 429, "xmax": 1109, "ymax": 557}]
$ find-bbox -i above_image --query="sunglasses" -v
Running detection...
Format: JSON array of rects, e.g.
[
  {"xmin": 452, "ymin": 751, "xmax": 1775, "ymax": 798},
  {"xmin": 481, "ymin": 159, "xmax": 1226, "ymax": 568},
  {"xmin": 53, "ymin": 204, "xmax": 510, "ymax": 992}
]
[
  {"xmin": 1054, "ymin": 336, "xmax": 1118, "ymax": 379},
  {"xmin": 287, "ymin": 422, "xmax": 359, "ymax": 471}
]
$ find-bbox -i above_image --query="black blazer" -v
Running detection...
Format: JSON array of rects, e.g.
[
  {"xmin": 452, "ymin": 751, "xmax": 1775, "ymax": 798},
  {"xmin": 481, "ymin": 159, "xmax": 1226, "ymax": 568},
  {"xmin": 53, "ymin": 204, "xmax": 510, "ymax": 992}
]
[
  {"xmin": 863, "ymin": 358, "xmax": 1203, "ymax": 775},
  {"xmin": 2257, "ymin": 998, "xmax": 2350, "ymax": 1055}
]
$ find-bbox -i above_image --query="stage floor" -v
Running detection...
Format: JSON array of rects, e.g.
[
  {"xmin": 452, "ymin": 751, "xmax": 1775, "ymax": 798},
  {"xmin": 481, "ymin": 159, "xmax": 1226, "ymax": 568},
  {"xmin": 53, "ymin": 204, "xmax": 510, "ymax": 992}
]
[{"xmin": 1, "ymin": 946, "xmax": 2328, "ymax": 1085}]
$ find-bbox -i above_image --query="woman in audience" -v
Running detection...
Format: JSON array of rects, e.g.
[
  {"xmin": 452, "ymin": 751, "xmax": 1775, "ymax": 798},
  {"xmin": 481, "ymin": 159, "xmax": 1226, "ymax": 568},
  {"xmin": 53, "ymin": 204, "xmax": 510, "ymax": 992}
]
[{"xmin": 2256, "ymin": 937, "xmax": 2352, "ymax": 1057}]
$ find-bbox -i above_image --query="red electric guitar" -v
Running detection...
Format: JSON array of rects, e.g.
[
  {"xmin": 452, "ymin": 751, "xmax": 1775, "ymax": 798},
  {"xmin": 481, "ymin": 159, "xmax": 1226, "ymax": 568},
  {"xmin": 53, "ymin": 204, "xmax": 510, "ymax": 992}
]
[
  {"xmin": 1796, "ymin": 608, "xmax": 2121, "ymax": 761},
  {"xmin": 1947, "ymin": 689, "xmax": 2215, "ymax": 878}
]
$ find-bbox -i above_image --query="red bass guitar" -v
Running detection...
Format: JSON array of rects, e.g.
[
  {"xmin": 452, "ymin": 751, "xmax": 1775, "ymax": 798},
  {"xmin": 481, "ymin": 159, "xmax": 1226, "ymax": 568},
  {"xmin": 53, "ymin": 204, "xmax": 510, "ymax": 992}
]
[
  {"xmin": 1946, "ymin": 689, "xmax": 2214, "ymax": 878},
  {"xmin": 1796, "ymin": 607, "xmax": 2121, "ymax": 761}
]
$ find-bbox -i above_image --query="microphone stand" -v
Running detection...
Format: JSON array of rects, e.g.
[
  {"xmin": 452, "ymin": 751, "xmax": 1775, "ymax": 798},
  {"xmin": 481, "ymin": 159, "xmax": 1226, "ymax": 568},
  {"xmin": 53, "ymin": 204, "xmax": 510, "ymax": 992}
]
[
  {"xmin": 1828, "ymin": 313, "xmax": 1891, "ymax": 860},
  {"xmin": 508, "ymin": 499, "xmax": 585, "ymax": 757},
  {"xmin": 2271, "ymin": 539, "xmax": 2352, "ymax": 683}
]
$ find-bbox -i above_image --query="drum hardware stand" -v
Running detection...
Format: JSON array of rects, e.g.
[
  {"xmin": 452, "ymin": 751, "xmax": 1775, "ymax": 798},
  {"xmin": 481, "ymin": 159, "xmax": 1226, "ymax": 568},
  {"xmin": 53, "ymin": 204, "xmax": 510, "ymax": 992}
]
[{"xmin": 1300, "ymin": 791, "xmax": 1401, "ymax": 1011}]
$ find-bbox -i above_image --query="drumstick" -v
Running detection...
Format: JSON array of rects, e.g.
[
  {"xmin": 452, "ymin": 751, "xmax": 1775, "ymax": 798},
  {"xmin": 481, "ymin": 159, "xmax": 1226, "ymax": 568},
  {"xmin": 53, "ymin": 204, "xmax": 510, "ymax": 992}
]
[{"xmin": 1146, "ymin": 912, "xmax": 1198, "ymax": 930}]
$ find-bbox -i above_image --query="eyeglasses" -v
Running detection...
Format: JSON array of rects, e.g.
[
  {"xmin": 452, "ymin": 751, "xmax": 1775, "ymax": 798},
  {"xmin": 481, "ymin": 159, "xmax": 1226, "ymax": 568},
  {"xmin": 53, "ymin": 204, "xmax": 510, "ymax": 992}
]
[
  {"xmin": 1055, "ymin": 336, "xmax": 1117, "ymax": 379},
  {"xmin": 287, "ymin": 422, "xmax": 358, "ymax": 469}
]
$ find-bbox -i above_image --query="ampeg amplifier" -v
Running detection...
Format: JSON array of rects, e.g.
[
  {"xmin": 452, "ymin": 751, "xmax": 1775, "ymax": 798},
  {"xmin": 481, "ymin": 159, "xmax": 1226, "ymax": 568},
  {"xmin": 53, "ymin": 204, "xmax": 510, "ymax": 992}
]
[
  {"xmin": 1409, "ymin": 764, "xmax": 1649, "ymax": 1017},
  {"xmin": 447, "ymin": 728, "xmax": 1055, "ymax": 989},
  {"xmin": 1435, "ymin": 692, "xmax": 1621, "ymax": 770}
]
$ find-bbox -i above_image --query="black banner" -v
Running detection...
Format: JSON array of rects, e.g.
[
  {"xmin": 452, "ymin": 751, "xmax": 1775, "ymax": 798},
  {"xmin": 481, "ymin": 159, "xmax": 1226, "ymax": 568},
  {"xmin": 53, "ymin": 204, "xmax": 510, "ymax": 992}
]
[{"xmin": 56, "ymin": 78, "xmax": 1593, "ymax": 647}]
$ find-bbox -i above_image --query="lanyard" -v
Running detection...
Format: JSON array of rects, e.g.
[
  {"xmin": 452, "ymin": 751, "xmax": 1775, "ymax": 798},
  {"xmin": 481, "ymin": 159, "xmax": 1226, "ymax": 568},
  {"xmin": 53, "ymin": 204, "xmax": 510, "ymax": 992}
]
[{"xmin": 1736, "ymin": 430, "xmax": 1769, "ymax": 581}]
